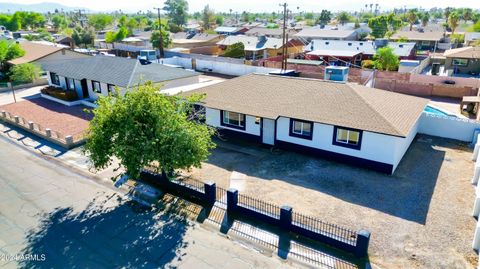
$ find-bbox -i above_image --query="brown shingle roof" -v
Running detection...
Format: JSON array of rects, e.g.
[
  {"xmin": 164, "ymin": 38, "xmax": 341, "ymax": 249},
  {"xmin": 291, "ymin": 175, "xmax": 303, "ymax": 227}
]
[
  {"xmin": 186, "ymin": 74, "xmax": 428, "ymax": 137},
  {"xmin": 444, "ymin": 46, "xmax": 480, "ymax": 59},
  {"xmin": 8, "ymin": 41, "xmax": 64, "ymax": 65}
]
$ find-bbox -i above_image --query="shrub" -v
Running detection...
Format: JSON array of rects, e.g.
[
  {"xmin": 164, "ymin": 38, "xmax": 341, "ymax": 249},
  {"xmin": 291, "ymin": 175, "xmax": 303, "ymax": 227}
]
[
  {"xmin": 9, "ymin": 63, "xmax": 40, "ymax": 83},
  {"xmin": 361, "ymin": 60, "xmax": 375, "ymax": 69},
  {"xmin": 41, "ymin": 86, "xmax": 78, "ymax": 101}
]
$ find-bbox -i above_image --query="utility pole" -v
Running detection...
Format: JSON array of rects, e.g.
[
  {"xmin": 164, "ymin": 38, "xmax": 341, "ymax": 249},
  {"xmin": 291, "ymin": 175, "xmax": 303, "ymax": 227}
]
[
  {"xmin": 279, "ymin": 3, "xmax": 288, "ymax": 70},
  {"xmin": 153, "ymin": 7, "xmax": 165, "ymax": 58}
]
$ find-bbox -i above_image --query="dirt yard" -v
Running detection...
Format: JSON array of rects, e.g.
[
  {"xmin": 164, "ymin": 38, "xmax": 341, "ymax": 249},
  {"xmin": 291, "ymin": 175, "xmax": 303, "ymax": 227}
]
[{"xmin": 183, "ymin": 135, "xmax": 477, "ymax": 269}]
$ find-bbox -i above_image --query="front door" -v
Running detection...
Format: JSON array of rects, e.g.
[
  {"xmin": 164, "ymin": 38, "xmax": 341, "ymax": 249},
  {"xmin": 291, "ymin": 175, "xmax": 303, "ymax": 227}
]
[
  {"xmin": 81, "ymin": 79, "xmax": 89, "ymax": 99},
  {"xmin": 262, "ymin": 118, "xmax": 275, "ymax": 145}
]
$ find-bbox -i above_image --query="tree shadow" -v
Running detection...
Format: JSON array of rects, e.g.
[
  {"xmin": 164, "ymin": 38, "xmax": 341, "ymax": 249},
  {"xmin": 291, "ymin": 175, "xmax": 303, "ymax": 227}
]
[
  {"xmin": 203, "ymin": 135, "xmax": 451, "ymax": 224},
  {"xmin": 18, "ymin": 195, "xmax": 190, "ymax": 269}
]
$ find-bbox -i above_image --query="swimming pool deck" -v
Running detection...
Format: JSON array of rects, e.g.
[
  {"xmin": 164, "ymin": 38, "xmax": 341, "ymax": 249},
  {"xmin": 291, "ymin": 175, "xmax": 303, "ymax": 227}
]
[{"xmin": 428, "ymin": 97, "xmax": 474, "ymax": 119}]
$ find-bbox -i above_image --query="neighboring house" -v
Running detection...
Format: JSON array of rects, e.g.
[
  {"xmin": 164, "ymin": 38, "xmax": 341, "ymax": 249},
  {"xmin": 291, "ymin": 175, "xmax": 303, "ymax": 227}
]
[
  {"xmin": 217, "ymin": 35, "xmax": 304, "ymax": 60},
  {"xmin": 7, "ymin": 41, "xmax": 89, "ymax": 66},
  {"xmin": 465, "ymin": 33, "xmax": 480, "ymax": 46},
  {"xmin": 214, "ymin": 26, "xmax": 248, "ymax": 36},
  {"xmin": 171, "ymin": 32, "xmax": 224, "ymax": 49},
  {"xmin": 41, "ymin": 56, "xmax": 200, "ymax": 101},
  {"xmin": 304, "ymin": 39, "xmax": 416, "ymax": 66},
  {"xmin": 244, "ymin": 27, "xmax": 297, "ymax": 39},
  {"xmin": 443, "ymin": 46, "xmax": 480, "ymax": 75},
  {"xmin": 53, "ymin": 34, "xmax": 75, "ymax": 48},
  {"xmin": 294, "ymin": 28, "xmax": 358, "ymax": 42},
  {"xmin": 390, "ymin": 30, "xmax": 444, "ymax": 51},
  {"xmin": 185, "ymin": 73, "xmax": 427, "ymax": 174}
]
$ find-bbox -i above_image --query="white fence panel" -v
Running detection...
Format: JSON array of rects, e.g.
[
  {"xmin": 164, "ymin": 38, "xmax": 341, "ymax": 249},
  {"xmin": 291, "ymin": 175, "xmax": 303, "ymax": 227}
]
[{"xmin": 418, "ymin": 113, "xmax": 480, "ymax": 142}]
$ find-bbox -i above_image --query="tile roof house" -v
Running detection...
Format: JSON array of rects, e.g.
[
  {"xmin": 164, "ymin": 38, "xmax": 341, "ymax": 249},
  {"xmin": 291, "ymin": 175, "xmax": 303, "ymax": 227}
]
[
  {"xmin": 41, "ymin": 56, "xmax": 200, "ymax": 101},
  {"xmin": 217, "ymin": 35, "xmax": 304, "ymax": 60},
  {"xmin": 7, "ymin": 41, "xmax": 89, "ymax": 65},
  {"xmin": 443, "ymin": 47, "xmax": 480, "ymax": 75},
  {"xmin": 184, "ymin": 73, "xmax": 428, "ymax": 174},
  {"xmin": 390, "ymin": 30, "xmax": 445, "ymax": 51},
  {"xmin": 171, "ymin": 32, "xmax": 224, "ymax": 49}
]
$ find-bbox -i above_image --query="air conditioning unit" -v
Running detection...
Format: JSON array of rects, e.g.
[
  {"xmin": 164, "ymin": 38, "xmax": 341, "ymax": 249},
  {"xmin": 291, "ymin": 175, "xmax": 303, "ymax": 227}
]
[{"xmin": 324, "ymin": 66, "xmax": 349, "ymax": 82}]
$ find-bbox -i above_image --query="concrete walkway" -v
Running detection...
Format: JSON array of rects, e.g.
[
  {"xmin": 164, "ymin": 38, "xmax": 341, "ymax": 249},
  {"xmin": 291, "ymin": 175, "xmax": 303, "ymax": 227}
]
[{"xmin": 0, "ymin": 137, "xmax": 295, "ymax": 269}]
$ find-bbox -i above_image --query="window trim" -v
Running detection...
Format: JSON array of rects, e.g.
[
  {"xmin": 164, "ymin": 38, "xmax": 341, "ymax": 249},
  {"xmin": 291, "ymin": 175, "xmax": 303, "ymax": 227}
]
[
  {"xmin": 50, "ymin": 72, "xmax": 60, "ymax": 86},
  {"xmin": 332, "ymin": 126, "xmax": 363, "ymax": 150},
  {"xmin": 91, "ymin": 80, "xmax": 102, "ymax": 94},
  {"xmin": 220, "ymin": 110, "xmax": 246, "ymax": 130},
  {"xmin": 65, "ymin": 77, "xmax": 75, "ymax": 91},
  {"xmin": 107, "ymin": 84, "xmax": 115, "ymax": 94},
  {"xmin": 289, "ymin": 118, "xmax": 313, "ymax": 140}
]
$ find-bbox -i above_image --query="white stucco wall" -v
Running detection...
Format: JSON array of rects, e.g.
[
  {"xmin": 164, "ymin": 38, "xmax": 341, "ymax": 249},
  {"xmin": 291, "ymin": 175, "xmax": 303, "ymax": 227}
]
[
  {"xmin": 205, "ymin": 107, "xmax": 261, "ymax": 136},
  {"xmin": 275, "ymin": 116, "xmax": 399, "ymax": 166},
  {"xmin": 392, "ymin": 117, "xmax": 420, "ymax": 171}
]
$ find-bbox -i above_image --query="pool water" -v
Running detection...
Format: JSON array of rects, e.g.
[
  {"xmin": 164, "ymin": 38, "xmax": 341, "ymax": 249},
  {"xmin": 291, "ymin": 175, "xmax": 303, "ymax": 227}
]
[{"xmin": 424, "ymin": 105, "xmax": 456, "ymax": 117}]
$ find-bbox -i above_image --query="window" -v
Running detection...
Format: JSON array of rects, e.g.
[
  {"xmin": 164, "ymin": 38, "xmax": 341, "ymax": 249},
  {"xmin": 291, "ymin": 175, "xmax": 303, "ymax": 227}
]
[
  {"xmin": 221, "ymin": 111, "xmax": 245, "ymax": 130},
  {"xmin": 50, "ymin": 72, "xmax": 60, "ymax": 86},
  {"xmin": 452, "ymin": 58, "xmax": 468, "ymax": 66},
  {"xmin": 289, "ymin": 119, "xmax": 313, "ymax": 139},
  {"xmin": 107, "ymin": 84, "xmax": 115, "ymax": 94},
  {"xmin": 333, "ymin": 126, "xmax": 362, "ymax": 150},
  {"xmin": 92, "ymin": 81, "xmax": 102, "ymax": 93},
  {"xmin": 65, "ymin": 78, "xmax": 75, "ymax": 91}
]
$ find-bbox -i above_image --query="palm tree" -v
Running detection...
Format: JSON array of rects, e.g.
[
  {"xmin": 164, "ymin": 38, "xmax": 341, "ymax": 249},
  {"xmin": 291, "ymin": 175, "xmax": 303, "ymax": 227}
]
[
  {"xmin": 448, "ymin": 12, "xmax": 460, "ymax": 34},
  {"xmin": 422, "ymin": 12, "xmax": 430, "ymax": 27},
  {"xmin": 407, "ymin": 10, "xmax": 418, "ymax": 31},
  {"xmin": 444, "ymin": 7, "xmax": 452, "ymax": 21},
  {"xmin": 365, "ymin": 4, "xmax": 368, "ymax": 13},
  {"xmin": 375, "ymin": 4, "xmax": 379, "ymax": 15},
  {"xmin": 463, "ymin": 8, "xmax": 473, "ymax": 23},
  {"xmin": 369, "ymin": 4, "xmax": 373, "ymax": 13}
]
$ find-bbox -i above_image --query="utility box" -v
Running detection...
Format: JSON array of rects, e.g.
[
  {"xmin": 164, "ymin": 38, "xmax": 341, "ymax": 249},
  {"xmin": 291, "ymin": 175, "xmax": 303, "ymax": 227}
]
[{"xmin": 324, "ymin": 66, "xmax": 349, "ymax": 82}]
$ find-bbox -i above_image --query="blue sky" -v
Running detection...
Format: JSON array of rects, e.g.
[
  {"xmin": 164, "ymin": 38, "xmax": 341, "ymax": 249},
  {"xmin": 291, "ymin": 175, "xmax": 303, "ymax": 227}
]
[{"xmin": 2, "ymin": 0, "xmax": 480, "ymax": 13}]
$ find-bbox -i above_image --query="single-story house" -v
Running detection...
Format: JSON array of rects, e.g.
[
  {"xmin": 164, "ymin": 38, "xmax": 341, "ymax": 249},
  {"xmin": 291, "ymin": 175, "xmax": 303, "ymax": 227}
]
[
  {"xmin": 214, "ymin": 26, "xmax": 248, "ymax": 36},
  {"xmin": 41, "ymin": 56, "xmax": 200, "ymax": 101},
  {"xmin": 217, "ymin": 35, "xmax": 304, "ymax": 60},
  {"xmin": 184, "ymin": 73, "xmax": 428, "ymax": 174},
  {"xmin": 7, "ymin": 41, "xmax": 89, "ymax": 66},
  {"xmin": 171, "ymin": 32, "xmax": 224, "ymax": 49},
  {"xmin": 304, "ymin": 40, "xmax": 416, "ymax": 66},
  {"xmin": 294, "ymin": 28, "xmax": 358, "ymax": 42},
  {"xmin": 390, "ymin": 30, "xmax": 444, "ymax": 51},
  {"xmin": 443, "ymin": 46, "xmax": 480, "ymax": 75},
  {"xmin": 53, "ymin": 34, "xmax": 75, "ymax": 48},
  {"xmin": 244, "ymin": 27, "xmax": 297, "ymax": 39}
]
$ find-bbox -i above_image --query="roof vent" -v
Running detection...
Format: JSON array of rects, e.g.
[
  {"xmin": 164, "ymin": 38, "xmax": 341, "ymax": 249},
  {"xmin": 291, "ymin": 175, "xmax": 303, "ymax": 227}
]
[
  {"xmin": 325, "ymin": 41, "xmax": 329, "ymax": 45},
  {"xmin": 348, "ymin": 42, "xmax": 352, "ymax": 46}
]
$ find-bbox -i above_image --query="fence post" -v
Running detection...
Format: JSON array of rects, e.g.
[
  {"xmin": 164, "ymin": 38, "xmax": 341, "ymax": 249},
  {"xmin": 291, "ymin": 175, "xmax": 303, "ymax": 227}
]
[
  {"xmin": 226, "ymin": 188, "xmax": 238, "ymax": 214},
  {"xmin": 0, "ymin": 110, "xmax": 5, "ymax": 118},
  {"xmin": 280, "ymin": 206, "xmax": 293, "ymax": 230},
  {"xmin": 14, "ymin": 116, "xmax": 19, "ymax": 124},
  {"xmin": 45, "ymin": 128, "xmax": 52, "ymax": 137},
  {"xmin": 65, "ymin": 135, "xmax": 73, "ymax": 145},
  {"xmin": 28, "ymin": 121, "xmax": 34, "ymax": 130},
  {"xmin": 354, "ymin": 230, "xmax": 371, "ymax": 258},
  {"xmin": 204, "ymin": 181, "xmax": 216, "ymax": 205},
  {"xmin": 473, "ymin": 221, "xmax": 480, "ymax": 250}
]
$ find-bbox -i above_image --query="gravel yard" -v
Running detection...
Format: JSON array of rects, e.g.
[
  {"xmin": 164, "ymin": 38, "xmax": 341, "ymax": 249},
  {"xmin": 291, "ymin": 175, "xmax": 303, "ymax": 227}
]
[{"xmin": 183, "ymin": 135, "xmax": 477, "ymax": 269}]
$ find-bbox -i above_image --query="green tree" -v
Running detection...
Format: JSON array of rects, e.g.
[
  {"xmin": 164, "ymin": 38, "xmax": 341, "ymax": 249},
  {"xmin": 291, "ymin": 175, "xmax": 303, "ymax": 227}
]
[
  {"xmin": 83, "ymin": 83, "xmax": 215, "ymax": 180},
  {"xmin": 163, "ymin": 0, "xmax": 189, "ymax": 27},
  {"xmin": 373, "ymin": 47, "xmax": 399, "ymax": 71},
  {"xmin": 51, "ymin": 14, "xmax": 67, "ymax": 30},
  {"xmin": 317, "ymin": 10, "xmax": 332, "ymax": 26},
  {"xmin": 473, "ymin": 21, "xmax": 480, "ymax": 32},
  {"xmin": 444, "ymin": 7, "xmax": 453, "ymax": 22},
  {"xmin": 215, "ymin": 15, "xmax": 224, "ymax": 26},
  {"xmin": 9, "ymin": 63, "xmax": 40, "ymax": 83},
  {"xmin": 462, "ymin": 8, "xmax": 473, "ymax": 23},
  {"xmin": 368, "ymin": 15, "xmax": 388, "ymax": 38},
  {"xmin": 336, "ymin": 11, "xmax": 350, "ymax": 26},
  {"xmin": 150, "ymin": 29, "xmax": 171, "ymax": 50},
  {"xmin": 202, "ymin": 5, "xmax": 216, "ymax": 30},
  {"xmin": 448, "ymin": 12, "xmax": 460, "ymax": 34},
  {"xmin": 88, "ymin": 14, "xmax": 113, "ymax": 31},
  {"xmin": 222, "ymin": 42, "xmax": 245, "ymax": 58},
  {"xmin": 421, "ymin": 12, "xmax": 430, "ymax": 27},
  {"xmin": 304, "ymin": 12, "xmax": 314, "ymax": 20},
  {"xmin": 72, "ymin": 26, "xmax": 95, "ymax": 48},
  {"xmin": 0, "ymin": 40, "xmax": 24, "ymax": 70},
  {"xmin": 407, "ymin": 9, "xmax": 418, "ymax": 31}
]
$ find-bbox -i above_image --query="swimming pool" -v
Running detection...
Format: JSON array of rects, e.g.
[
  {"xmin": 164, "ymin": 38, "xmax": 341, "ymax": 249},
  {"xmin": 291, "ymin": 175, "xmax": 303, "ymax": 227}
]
[{"xmin": 423, "ymin": 105, "xmax": 457, "ymax": 117}]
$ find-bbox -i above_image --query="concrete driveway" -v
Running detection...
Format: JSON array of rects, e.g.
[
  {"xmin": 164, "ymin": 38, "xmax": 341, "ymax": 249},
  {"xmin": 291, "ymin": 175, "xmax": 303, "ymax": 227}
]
[{"xmin": 0, "ymin": 137, "xmax": 293, "ymax": 269}]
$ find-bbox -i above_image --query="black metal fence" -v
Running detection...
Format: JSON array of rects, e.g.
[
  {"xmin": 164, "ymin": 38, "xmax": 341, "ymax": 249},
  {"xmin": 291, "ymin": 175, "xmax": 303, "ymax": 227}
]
[
  {"xmin": 139, "ymin": 170, "xmax": 370, "ymax": 258},
  {"xmin": 292, "ymin": 212, "xmax": 357, "ymax": 246},
  {"xmin": 237, "ymin": 193, "xmax": 281, "ymax": 219}
]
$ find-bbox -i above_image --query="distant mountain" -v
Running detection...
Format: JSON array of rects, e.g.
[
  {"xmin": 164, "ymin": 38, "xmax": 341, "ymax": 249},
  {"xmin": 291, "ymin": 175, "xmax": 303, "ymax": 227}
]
[{"xmin": 0, "ymin": 2, "xmax": 89, "ymax": 13}]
